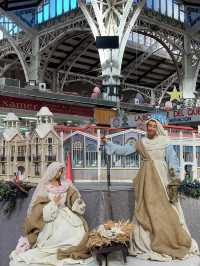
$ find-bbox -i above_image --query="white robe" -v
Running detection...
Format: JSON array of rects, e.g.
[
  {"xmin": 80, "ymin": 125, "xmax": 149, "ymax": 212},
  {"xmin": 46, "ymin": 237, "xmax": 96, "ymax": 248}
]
[
  {"xmin": 10, "ymin": 192, "xmax": 93, "ymax": 266},
  {"xmin": 130, "ymin": 136, "xmax": 199, "ymax": 261}
]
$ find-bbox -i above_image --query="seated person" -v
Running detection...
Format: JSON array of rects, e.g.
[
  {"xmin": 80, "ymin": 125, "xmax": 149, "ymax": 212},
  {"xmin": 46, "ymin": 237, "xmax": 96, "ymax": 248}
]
[{"xmin": 10, "ymin": 162, "xmax": 93, "ymax": 266}]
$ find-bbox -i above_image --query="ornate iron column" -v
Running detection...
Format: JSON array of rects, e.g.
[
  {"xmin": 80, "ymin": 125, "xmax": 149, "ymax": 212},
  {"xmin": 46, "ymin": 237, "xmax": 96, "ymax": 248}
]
[
  {"xmin": 79, "ymin": 0, "xmax": 145, "ymax": 101},
  {"xmin": 182, "ymin": 34, "xmax": 200, "ymax": 99}
]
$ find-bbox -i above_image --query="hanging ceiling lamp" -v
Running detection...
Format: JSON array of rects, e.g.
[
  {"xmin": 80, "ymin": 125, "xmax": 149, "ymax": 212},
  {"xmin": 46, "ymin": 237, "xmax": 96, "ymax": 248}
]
[{"xmin": 0, "ymin": 0, "xmax": 43, "ymax": 11}]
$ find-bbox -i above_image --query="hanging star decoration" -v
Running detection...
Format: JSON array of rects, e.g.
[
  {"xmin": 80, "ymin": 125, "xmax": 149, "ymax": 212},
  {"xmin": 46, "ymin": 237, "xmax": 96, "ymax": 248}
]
[{"xmin": 167, "ymin": 86, "xmax": 183, "ymax": 102}]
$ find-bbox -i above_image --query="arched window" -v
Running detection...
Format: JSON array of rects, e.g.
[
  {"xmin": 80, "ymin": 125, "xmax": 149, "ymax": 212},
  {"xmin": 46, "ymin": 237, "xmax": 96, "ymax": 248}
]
[
  {"xmin": 109, "ymin": 131, "xmax": 140, "ymax": 169},
  {"xmin": 64, "ymin": 133, "xmax": 98, "ymax": 168}
]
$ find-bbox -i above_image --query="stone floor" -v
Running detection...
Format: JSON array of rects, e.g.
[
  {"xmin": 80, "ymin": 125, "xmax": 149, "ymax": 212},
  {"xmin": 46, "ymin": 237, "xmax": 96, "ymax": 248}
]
[
  {"xmin": 9, "ymin": 254, "xmax": 200, "ymax": 266},
  {"xmin": 107, "ymin": 255, "xmax": 200, "ymax": 266}
]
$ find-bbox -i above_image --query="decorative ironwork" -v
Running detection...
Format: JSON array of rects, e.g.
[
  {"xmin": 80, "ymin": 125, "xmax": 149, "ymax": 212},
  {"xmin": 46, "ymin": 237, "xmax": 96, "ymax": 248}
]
[{"xmin": 0, "ymin": 2, "xmax": 200, "ymax": 102}]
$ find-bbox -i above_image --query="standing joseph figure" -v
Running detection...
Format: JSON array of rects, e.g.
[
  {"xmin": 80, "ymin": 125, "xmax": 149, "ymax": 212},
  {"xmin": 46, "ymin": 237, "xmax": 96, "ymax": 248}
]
[{"xmin": 105, "ymin": 119, "xmax": 199, "ymax": 261}]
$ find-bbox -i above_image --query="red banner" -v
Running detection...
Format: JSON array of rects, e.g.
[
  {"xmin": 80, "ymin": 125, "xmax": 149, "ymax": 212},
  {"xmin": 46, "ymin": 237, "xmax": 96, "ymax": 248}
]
[{"xmin": 0, "ymin": 95, "xmax": 94, "ymax": 117}]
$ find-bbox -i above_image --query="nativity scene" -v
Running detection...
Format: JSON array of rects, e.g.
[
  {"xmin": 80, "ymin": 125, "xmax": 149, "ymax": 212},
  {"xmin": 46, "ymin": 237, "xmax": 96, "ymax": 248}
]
[{"xmin": 6, "ymin": 120, "xmax": 200, "ymax": 266}]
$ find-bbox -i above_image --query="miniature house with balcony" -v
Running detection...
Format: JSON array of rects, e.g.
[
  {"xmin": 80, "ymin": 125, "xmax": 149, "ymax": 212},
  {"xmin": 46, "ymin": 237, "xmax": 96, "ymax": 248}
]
[
  {"xmin": 0, "ymin": 107, "xmax": 62, "ymax": 182},
  {"xmin": 0, "ymin": 112, "xmax": 26, "ymax": 180},
  {"xmin": 29, "ymin": 107, "xmax": 62, "ymax": 180}
]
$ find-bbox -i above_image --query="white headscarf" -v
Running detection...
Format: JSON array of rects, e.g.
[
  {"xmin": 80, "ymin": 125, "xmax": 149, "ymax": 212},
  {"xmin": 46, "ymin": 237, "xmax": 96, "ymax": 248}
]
[
  {"xmin": 146, "ymin": 118, "xmax": 168, "ymax": 137},
  {"xmin": 27, "ymin": 162, "xmax": 65, "ymax": 216}
]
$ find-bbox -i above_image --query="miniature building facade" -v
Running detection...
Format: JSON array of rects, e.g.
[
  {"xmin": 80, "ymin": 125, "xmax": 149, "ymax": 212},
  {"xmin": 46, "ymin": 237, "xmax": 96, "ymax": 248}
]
[
  {"xmin": 29, "ymin": 107, "xmax": 62, "ymax": 181},
  {"xmin": 0, "ymin": 107, "xmax": 62, "ymax": 182},
  {"xmin": 0, "ymin": 112, "xmax": 27, "ymax": 180}
]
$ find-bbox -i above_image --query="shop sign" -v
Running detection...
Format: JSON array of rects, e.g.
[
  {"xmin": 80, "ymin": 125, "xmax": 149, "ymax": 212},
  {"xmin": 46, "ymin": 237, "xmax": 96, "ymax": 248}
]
[
  {"xmin": 0, "ymin": 95, "xmax": 94, "ymax": 117},
  {"xmin": 168, "ymin": 107, "xmax": 200, "ymax": 123}
]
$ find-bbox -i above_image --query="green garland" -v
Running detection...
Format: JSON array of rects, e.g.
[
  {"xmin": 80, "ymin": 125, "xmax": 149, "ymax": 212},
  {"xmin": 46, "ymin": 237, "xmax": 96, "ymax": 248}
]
[
  {"xmin": 0, "ymin": 181, "xmax": 31, "ymax": 215},
  {"xmin": 179, "ymin": 179, "xmax": 200, "ymax": 199}
]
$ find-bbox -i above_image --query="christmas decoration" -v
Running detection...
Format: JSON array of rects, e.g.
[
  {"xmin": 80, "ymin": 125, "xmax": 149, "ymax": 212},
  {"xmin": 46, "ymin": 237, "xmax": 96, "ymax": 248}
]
[
  {"xmin": 167, "ymin": 86, "xmax": 183, "ymax": 102},
  {"xmin": 179, "ymin": 179, "xmax": 200, "ymax": 199},
  {"xmin": 164, "ymin": 101, "xmax": 173, "ymax": 111},
  {"xmin": 91, "ymin": 86, "xmax": 101, "ymax": 99}
]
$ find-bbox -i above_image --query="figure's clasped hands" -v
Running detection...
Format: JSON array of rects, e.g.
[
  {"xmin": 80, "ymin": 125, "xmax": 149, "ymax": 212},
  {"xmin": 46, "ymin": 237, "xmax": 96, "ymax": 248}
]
[{"xmin": 15, "ymin": 236, "xmax": 30, "ymax": 254}]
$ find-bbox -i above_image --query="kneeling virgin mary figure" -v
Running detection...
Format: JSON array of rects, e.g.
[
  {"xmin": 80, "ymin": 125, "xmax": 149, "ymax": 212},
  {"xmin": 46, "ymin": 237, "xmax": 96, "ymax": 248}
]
[
  {"xmin": 10, "ymin": 162, "xmax": 93, "ymax": 266},
  {"xmin": 105, "ymin": 119, "xmax": 199, "ymax": 262}
]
